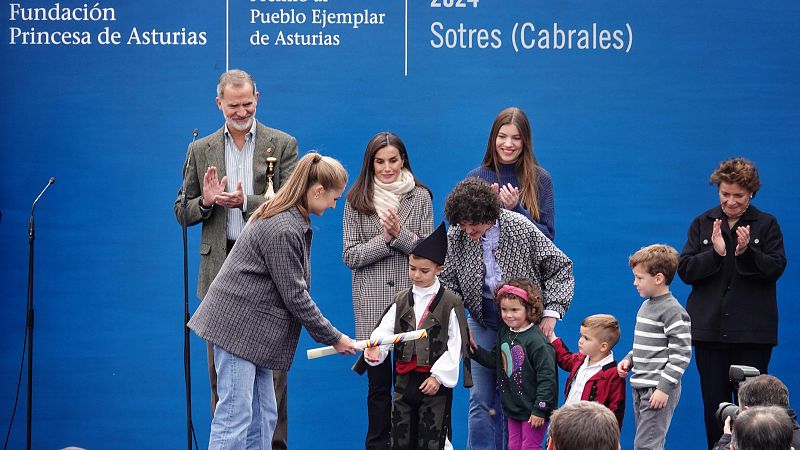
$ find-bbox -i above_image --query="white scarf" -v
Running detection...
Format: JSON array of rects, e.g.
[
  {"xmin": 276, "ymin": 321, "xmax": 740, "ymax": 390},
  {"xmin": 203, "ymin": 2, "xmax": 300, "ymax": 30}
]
[{"xmin": 373, "ymin": 169, "xmax": 415, "ymax": 214}]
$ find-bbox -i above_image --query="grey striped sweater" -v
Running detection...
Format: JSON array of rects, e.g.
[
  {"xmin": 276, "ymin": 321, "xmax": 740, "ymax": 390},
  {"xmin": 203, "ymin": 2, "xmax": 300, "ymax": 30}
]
[{"xmin": 623, "ymin": 292, "xmax": 692, "ymax": 393}]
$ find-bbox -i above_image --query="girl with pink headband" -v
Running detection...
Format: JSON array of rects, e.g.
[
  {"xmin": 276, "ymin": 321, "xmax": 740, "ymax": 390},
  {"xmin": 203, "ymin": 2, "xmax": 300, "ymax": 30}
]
[{"xmin": 470, "ymin": 278, "xmax": 558, "ymax": 450}]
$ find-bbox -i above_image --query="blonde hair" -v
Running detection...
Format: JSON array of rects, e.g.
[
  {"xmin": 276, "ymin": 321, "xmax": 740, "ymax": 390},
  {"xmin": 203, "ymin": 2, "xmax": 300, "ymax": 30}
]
[
  {"xmin": 628, "ymin": 244, "xmax": 679, "ymax": 285},
  {"xmin": 581, "ymin": 314, "xmax": 621, "ymax": 348},
  {"xmin": 250, "ymin": 152, "xmax": 347, "ymax": 222}
]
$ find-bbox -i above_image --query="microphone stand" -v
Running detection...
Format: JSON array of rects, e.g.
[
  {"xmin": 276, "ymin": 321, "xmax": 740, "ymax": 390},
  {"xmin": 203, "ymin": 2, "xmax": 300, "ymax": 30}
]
[
  {"xmin": 26, "ymin": 177, "xmax": 55, "ymax": 450},
  {"xmin": 180, "ymin": 129, "xmax": 199, "ymax": 450}
]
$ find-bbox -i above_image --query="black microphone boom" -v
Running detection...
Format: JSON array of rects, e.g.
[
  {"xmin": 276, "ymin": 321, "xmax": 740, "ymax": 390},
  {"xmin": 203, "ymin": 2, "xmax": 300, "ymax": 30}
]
[
  {"xmin": 25, "ymin": 177, "xmax": 55, "ymax": 450},
  {"xmin": 180, "ymin": 129, "xmax": 199, "ymax": 450}
]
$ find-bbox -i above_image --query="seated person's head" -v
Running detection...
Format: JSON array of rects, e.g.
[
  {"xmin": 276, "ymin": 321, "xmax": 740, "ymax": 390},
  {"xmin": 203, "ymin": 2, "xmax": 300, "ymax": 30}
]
[
  {"xmin": 731, "ymin": 406, "xmax": 794, "ymax": 450},
  {"xmin": 579, "ymin": 314, "xmax": 621, "ymax": 361},
  {"xmin": 739, "ymin": 375, "xmax": 790, "ymax": 409},
  {"xmin": 547, "ymin": 401, "xmax": 620, "ymax": 450},
  {"xmin": 628, "ymin": 244, "xmax": 679, "ymax": 298}
]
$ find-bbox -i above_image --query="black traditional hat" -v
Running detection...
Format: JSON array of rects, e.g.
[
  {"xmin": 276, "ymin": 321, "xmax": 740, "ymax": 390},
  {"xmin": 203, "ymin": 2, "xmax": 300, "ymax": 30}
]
[{"xmin": 411, "ymin": 222, "xmax": 448, "ymax": 265}]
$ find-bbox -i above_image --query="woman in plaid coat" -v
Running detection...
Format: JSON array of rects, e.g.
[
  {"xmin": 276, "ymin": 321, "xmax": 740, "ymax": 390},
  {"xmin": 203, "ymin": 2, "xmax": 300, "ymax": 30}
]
[{"xmin": 343, "ymin": 132, "xmax": 433, "ymax": 450}]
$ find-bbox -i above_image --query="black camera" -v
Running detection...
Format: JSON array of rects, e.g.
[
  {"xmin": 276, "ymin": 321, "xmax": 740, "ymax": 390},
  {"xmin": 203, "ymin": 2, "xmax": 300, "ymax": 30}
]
[
  {"xmin": 716, "ymin": 402, "xmax": 739, "ymax": 426},
  {"xmin": 715, "ymin": 365, "xmax": 761, "ymax": 427}
]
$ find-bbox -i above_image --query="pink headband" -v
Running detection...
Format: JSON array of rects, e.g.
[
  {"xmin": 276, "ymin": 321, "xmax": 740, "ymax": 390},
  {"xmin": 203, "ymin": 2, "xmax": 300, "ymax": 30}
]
[{"xmin": 497, "ymin": 285, "xmax": 529, "ymax": 302}]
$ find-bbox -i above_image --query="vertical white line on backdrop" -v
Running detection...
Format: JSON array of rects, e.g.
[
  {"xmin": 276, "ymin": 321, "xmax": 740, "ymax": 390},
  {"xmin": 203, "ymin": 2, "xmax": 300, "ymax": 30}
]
[
  {"xmin": 226, "ymin": 0, "xmax": 230, "ymax": 70},
  {"xmin": 404, "ymin": 0, "xmax": 408, "ymax": 76}
]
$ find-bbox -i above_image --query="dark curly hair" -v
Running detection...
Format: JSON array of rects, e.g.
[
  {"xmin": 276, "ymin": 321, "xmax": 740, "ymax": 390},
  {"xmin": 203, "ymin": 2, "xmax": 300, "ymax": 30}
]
[
  {"xmin": 709, "ymin": 157, "xmax": 761, "ymax": 197},
  {"xmin": 444, "ymin": 178, "xmax": 501, "ymax": 225},
  {"xmin": 494, "ymin": 277, "xmax": 544, "ymax": 324}
]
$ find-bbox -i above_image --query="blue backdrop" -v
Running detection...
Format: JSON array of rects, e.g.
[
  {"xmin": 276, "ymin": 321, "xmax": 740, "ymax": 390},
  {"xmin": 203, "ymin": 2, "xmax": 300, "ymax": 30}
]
[{"xmin": 1, "ymin": 1, "xmax": 798, "ymax": 448}]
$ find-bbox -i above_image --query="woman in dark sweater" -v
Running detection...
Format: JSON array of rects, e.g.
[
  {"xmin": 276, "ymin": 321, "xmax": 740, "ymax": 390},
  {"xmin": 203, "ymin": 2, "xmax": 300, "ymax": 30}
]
[{"xmin": 466, "ymin": 107, "xmax": 555, "ymax": 240}]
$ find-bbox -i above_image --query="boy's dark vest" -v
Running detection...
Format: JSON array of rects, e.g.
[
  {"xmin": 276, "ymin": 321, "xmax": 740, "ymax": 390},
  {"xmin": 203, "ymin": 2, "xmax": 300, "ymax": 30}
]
[
  {"xmin": 393, "ymin": 286, "xmax": 473, "ymax": 387},
  {"xmin": 394, "ymin": 288, "xmax": 452, "ymax": 369},
  {"xmin": 351, "ymin": 285, "xmax": 473, "ymax": 388}
]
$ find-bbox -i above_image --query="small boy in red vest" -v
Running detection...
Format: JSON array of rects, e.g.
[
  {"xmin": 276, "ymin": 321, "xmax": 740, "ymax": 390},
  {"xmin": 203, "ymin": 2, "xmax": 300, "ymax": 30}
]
[{"xmin": 549, "ymin": 314, "xmax": 625, "ymax": 429}]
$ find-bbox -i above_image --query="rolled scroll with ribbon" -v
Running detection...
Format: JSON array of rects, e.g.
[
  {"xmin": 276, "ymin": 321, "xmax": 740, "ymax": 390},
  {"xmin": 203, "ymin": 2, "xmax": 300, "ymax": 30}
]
[{"xmin": 306, "ymin": 329, "xmax": 427, "ymax": 360}]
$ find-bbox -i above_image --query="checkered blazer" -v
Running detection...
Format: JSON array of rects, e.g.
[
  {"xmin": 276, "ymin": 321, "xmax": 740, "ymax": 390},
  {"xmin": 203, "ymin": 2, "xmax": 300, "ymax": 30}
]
[
  {"xmin": 440, "ymin": 209, "xmax": 574, "ymax": 327},
  {"xmin": 188, "ymin": 207, "xmax": 341, "ymax": 370},
  {"xmin": 342, "ymin": 186, "xmax": 434, "ymax": 340}
]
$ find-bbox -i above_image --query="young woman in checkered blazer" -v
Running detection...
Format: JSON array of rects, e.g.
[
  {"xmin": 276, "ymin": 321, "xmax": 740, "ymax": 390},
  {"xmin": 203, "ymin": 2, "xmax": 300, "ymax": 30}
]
[{"xmin": 343, "ymin": 132, "xmax": 434, "ymax": 450}]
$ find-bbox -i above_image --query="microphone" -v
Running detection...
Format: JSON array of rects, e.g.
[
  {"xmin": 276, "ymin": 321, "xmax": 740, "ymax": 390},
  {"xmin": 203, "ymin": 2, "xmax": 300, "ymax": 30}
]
[
  {"xmin": 183, "ymin": 129, "xmax": 199, "ymax": 174},
  {"xmin": 180, "ymin": 128, "xmax": 200, "ymax": 213},
  {"xmin": 31, "ymin": 177, "xmax": 55, "ymax": 215},
  {"xmin": 30, "ymin": 177, "xmax": 55, "ymax": 237}
]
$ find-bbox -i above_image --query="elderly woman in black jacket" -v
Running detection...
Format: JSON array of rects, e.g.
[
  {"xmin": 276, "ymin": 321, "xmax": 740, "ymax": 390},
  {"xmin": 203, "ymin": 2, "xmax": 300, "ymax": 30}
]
[{"xmin": 677, "ymin": 157, "xmax": 787, "ymax": 449}]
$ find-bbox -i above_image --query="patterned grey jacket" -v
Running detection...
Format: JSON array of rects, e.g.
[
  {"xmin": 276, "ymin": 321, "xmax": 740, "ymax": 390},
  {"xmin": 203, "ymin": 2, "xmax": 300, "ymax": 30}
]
[
  {"xmin": 342, "ymin": 186, "xmax": 433, "ymax": 340},
  {"xmin": 440, "ymin": 209, "xmax": 574, "ymax": 327},
  {"xmin": 188, "ymin": 207, "xmax": 341, "ymax": 370}
]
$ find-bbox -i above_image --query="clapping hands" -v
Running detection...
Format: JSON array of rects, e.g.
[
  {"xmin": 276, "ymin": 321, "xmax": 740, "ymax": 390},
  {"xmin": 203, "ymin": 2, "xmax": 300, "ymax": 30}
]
[{"xmin": 379, "ymin": 207, "xmax": 401, "ymax": 243}]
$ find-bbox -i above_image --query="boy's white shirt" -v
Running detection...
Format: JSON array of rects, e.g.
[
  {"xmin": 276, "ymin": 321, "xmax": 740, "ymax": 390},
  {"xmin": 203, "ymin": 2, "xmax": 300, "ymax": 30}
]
[
  {"xmin": 365, "ymin": 277, "xmax": 462, "ymax": 388},
  {"xmin": 564, "ymin": 351, "xmax": 615, "ymax": 405}
]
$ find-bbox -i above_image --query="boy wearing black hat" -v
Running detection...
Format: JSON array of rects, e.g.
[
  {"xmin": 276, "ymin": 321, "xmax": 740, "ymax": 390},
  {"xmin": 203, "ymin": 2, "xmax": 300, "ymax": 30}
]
[{"xmin": 364, "ymin": 222, "xmax": 472, "ymax": 450}]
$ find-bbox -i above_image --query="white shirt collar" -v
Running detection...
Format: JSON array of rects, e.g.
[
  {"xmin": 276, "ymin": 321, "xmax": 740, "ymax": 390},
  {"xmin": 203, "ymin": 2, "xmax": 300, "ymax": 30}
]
[
  {"xmin": 584, "ymin": 351, "xmax": 615, "ymax": 369},
  {"xmin": 412, "ymin": 277, "xmax": 440, "ymax": 299}
]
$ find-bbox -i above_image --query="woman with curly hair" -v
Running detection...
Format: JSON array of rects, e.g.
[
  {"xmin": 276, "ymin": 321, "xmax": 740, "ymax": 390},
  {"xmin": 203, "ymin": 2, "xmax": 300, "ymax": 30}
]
[
  {"xmin": 440, "ymin": 177, "xmax": 573, "ymax": 450},
  {"xmin": 677, "ymin": 157, "xmax": 787, "ymax": 449},
  {"xmin": 343, "ymin": 131, "xmax": 433, "ymax": 449},
  {"xmin": 467, "ymin": 107, "xmax": 555, "ymax": 240}
]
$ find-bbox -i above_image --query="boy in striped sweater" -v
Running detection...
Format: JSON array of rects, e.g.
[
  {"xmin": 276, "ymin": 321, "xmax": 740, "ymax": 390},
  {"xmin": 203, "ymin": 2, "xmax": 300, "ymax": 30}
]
[{"xmin": 617, "ymin": 244, "xmax": 692, "ymax": 450}]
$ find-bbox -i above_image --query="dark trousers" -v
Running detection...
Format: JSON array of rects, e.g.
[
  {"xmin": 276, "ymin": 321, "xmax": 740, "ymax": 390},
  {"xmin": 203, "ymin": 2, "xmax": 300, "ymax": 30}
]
[
  {"xmin": 392, "ymin": 371, "xmax": 453, "ymax": 450},
  {"xmin": 271, "ymin": 369, "xmax": 288, "ymax": 450},
  {"xmin": 694, "ymin": 341, "xmax": 773, "ymax": 449},
  {"xmin": 366, "ymin": 355, "xmax": 394, "ymax": 450}
]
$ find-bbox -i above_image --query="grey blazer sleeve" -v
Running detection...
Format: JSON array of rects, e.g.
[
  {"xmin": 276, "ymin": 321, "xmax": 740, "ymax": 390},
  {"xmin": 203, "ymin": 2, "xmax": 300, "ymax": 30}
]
[
  {"xmin": 263, "ymin": 226, "xmax": 341, "ymax": 345},
  {"xmin": 276, "ymin": 136, "xmax": 299, "ymax": 186},
  {"xmin": 173, "ymin": 141, "xmax": 211, "ymax": 227}
]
